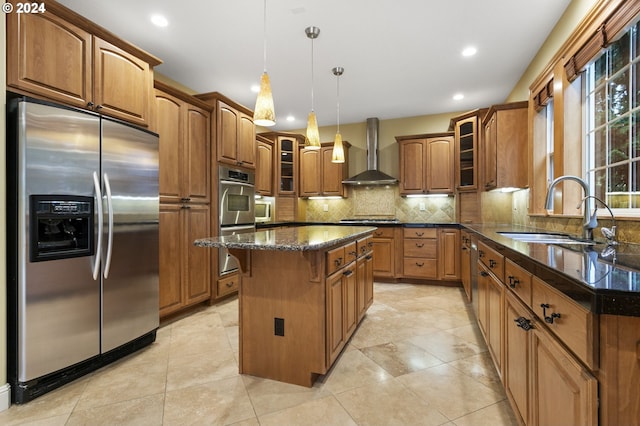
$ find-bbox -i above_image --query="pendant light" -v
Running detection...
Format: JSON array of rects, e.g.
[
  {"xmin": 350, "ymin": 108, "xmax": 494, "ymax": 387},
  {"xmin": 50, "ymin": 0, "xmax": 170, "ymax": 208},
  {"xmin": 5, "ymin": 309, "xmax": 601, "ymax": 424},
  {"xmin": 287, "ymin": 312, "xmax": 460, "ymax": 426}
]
[
  {"xmin": 305, "ymin": 26, "xmax": 321, "ymax": 149},
  {"xmin": 331, "ymin": 66, "xmax": 345, "ymax": 163},
  {"xmin": 253, "ymin": 0, "xmax": 275, "ymax": 127}
]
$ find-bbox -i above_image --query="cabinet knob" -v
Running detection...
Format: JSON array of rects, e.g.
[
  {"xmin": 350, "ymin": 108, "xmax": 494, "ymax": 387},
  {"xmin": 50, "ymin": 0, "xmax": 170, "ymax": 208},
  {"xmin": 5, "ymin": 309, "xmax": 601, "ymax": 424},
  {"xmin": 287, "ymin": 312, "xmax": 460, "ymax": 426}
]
[
  {"xmin": 334, "ymin": 257, "xmax": 343, "ymax": 267},
  {"xmin": 489, "ymin": 259, "xmax": 497, "ymax": 268},
  {"xmin": 87, "ymin": 101, "xmax": 95, "ymax": 108},
  {"xmin": 479, "ymin": 250, "xmax": 485, "ymax": 258},
  {"xmin": 95, "ymin": 104, "xmax": 103, "ymax": 110}
]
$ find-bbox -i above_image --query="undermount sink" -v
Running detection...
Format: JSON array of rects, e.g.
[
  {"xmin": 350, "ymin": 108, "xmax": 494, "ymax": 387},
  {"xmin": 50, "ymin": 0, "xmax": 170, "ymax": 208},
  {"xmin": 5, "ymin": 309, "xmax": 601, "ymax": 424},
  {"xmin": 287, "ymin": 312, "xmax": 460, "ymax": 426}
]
[{"xmin": 497, "ymin": 231, "xmax": 596, "ymax": 245}]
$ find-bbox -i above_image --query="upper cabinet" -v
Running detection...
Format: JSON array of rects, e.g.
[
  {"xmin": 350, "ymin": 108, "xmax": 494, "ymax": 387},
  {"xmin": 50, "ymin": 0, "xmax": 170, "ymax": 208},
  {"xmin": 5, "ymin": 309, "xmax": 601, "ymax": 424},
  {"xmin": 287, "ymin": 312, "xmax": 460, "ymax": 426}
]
[
  {"xmin": 396, "ymin": 133, "xmax": 455, "ymax": 196},
  {"xmin": 154, "ymin": 81, "xmax": 212, "ymax": 204},
  {"xmin": 6, "ymin": 1, "xmax": 161, "ymax": 127},
  {"xmin": 259, "ymin": 132, "xmax": 305, "ymax": 196},
  {"xmin": 482, "ymin": 101, "xmax": 528, "ymax": 190},
  {"xmin": 255, "ymin": 135, "xmax": 275, "ymax": 196},
  {"xmin": 299, "ymin": 143, "xmax": 350, "ymax": 198},
  {"xmin": 449, "ymin": 109, "xmax": 487, "ymax": 191},
  {"xmin": 196, "ymin": 92, "xmax": 256, "ymax": 170}
]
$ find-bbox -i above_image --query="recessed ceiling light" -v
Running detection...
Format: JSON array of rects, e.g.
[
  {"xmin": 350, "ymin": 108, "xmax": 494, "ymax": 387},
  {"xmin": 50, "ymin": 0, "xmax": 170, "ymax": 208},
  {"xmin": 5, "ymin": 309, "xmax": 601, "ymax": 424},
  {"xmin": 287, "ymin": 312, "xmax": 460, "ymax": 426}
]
[
  {"xmin": 453, "ymin": 93, "xmax": 464, "ymax": 101},
  {"xmin": 462, "ymin": 46, "xmax": 477, "ymax": 57},
  {"xmin": 286, "ymin": 115, "xmax": 295, "ymax": 122},
  {"xmin": 250, "ymin": 84, "xmax": 260, "ymax": 93},
  {"xmin": 151, "ymin": 14, "xmax": 168, "ymax": 27}
]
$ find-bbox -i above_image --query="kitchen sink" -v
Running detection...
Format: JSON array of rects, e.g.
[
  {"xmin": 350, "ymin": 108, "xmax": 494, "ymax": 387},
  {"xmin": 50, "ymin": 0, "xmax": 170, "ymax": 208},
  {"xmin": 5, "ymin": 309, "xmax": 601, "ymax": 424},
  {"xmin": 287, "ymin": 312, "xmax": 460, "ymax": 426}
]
[{"xmin": 497, "ymin": 231, "xmax": 596, "ymax": 245}]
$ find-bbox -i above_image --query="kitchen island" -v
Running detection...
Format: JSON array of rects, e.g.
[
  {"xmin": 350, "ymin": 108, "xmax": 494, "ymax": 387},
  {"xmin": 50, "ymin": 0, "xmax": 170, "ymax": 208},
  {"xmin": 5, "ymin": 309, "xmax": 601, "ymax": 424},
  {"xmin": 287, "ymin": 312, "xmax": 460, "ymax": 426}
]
[{"xmin": 195, "ymin": 225, "xmax": 376, "ymax": 387}]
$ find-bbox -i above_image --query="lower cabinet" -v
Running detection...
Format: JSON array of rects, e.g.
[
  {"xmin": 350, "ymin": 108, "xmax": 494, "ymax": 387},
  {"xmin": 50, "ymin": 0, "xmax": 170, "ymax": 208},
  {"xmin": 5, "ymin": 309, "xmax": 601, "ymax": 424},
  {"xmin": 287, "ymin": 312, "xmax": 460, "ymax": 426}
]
[
  {"xmin": 402, "ymin": 228, "xmax": 437, "ymax": 279},
  {"xmin": 372, "ymin": 227, "xmax": 396, "ymax": 279},
  {"xmin": 356, "ymin": 237, "xmax": 374, "ymax": 321},
  {"xmin": 504, "ymin": 291, "xmax": 532, "ymax": 425},
  {"xmin": 159, "ymin": 203, "xmax": 211, "ymax": 317},
  {"xmin": 478, "ymin": 262, "xmax": 504, "ymax": 378},
  {"xmin": 438, "ymin": 228, "xmax": 460, "ymax": 280},
  {"xmin": 460, "ymin": 231, "xmax": 472, "ymax": 302}
]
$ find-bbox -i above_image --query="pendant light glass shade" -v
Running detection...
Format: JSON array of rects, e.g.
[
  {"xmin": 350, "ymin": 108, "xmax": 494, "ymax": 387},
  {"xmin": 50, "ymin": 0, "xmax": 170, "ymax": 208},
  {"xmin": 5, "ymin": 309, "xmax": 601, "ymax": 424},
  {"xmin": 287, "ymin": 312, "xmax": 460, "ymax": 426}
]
[
  {"xmin": 254, "ymin": 72, "xmax": 275, "ymax": 126},
  {"xmin": 253, "ymin": 0, "xmax": 275, "ymax": 127},
  {"xmin": 306, "ymin": 111, "xmax": 321, "ymax": 149},
  {"xmin": 331, "ymin": 131, "xmax": 345, "ymax": 162}
]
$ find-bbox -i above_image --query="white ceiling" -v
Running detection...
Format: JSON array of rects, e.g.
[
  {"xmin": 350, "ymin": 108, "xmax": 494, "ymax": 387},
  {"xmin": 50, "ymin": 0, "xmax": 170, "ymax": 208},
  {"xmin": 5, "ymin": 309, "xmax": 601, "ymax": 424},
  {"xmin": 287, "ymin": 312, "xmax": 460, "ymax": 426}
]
[{"xmin": 58, "ymin": 0, "xmax": 572, "ymax": 131}]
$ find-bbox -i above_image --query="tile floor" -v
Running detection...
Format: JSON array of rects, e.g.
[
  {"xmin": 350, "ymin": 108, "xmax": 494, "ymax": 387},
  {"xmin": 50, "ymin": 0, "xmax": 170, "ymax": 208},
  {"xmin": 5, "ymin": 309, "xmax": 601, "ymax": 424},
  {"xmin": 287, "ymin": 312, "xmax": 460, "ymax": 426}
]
[{"xmin": 0, "ymin": 283, "xmax": 519, "ymax": 425}]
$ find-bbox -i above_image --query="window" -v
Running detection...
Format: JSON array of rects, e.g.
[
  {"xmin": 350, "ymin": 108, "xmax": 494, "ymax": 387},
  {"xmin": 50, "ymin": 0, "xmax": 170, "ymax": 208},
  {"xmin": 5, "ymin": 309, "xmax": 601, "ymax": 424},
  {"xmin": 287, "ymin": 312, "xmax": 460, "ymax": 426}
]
[
  {"xmin": 584, "ymin": 20, "xmax": 640, "ymax": 213},
  {"xmin": 547, "ymin": 99, "xmax": 555, "ymax": 186}
]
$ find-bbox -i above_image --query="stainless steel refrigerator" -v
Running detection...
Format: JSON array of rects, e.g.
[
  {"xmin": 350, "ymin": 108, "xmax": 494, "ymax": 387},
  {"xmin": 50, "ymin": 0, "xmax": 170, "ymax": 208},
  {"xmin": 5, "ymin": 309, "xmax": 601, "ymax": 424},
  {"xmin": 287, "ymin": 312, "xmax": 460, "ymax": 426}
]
[{"xmin": 6, "ymin": 96, "xmax": 159, "ymax": 403}]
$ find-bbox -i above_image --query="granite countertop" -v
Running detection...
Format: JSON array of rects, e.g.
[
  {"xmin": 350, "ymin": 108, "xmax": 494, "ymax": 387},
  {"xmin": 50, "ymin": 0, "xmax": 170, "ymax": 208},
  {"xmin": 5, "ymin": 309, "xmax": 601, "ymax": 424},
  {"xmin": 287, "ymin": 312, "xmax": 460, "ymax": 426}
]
[
  {"xmin": 194, "ymin": 225, "xmax": 377, "ymax": 252},
  {"xmin": 466, "ymin": 223, "xmax": 640, "ymax": 316}
]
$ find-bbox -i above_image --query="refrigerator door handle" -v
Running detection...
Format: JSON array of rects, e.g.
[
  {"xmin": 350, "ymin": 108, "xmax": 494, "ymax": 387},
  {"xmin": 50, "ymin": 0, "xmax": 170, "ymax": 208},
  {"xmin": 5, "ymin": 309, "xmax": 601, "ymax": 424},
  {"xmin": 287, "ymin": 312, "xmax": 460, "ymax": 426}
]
[
  {"xmin": 92, "ymin": 171, "xmax": 103, "ymax": 280},
  {"xmin": 103, "ymin": 172, "xmax": 114, "ymax": 279}
]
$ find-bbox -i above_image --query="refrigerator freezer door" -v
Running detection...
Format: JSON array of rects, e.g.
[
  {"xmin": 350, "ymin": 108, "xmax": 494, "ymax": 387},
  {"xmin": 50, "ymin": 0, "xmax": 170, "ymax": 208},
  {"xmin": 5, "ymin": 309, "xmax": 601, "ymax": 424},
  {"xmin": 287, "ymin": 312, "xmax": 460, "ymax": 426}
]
[
  {"xmin": 18, "ymin": 101, "xmax": 101, "ymax": 381},
  {"xmin": 100, "ymin": 119, "xmax": 159, "ymax": 353}
]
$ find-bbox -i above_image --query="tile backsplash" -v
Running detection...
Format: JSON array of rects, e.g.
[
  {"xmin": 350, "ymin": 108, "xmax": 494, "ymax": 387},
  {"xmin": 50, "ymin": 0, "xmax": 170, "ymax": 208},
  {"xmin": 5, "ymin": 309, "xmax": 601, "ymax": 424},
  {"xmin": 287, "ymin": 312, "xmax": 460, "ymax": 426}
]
[{"xmin": 304, "ymin": 186, "xmax": 455, "ymax": 223}]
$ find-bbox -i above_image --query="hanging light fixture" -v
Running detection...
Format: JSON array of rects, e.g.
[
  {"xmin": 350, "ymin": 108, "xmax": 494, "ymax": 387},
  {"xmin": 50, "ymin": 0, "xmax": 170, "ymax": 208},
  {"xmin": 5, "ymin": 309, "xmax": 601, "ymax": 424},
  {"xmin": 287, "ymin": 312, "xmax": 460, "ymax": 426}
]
[
  {"xmin": 305, "ymin": 26, "xmax": 321, "ymax": 149},
  {"xmin": 331, "ymin": 66, "xmax": 345, "ymax": 163},
  {"xmin": 253, "ymin": 0, "xmax": 275, "ymax": 127}
]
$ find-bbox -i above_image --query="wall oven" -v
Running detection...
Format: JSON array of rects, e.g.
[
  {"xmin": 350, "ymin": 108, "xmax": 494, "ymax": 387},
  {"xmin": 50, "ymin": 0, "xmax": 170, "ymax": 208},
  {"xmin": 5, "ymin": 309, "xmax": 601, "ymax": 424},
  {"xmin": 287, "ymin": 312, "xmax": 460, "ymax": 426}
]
[{"xmin": 219, "ymin": 166, "xmax": 255, "ymax": 275}]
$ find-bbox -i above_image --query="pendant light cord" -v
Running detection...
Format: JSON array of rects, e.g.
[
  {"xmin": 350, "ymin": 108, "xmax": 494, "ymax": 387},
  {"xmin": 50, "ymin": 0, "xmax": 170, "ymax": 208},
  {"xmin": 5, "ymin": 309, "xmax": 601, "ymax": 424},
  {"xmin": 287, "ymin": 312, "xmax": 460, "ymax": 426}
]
[
  {"xmin": 262, "ymin": 0, "xmax": 267, "ymax": 73},
  {"xmin": 336, "ymin": 73, "xmax": 340, "ymax": 133},
  {"xmin": 310, "ymin": 36, "xmax": 315, "ymax": 112}
]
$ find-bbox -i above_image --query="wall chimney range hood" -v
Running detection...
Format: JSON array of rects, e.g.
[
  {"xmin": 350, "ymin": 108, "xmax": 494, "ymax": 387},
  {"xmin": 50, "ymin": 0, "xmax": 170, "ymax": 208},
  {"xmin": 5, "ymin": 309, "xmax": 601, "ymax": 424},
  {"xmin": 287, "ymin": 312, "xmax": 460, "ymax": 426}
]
[{"xmin": 342, "ymin": 117, "xmax": 398, "ymax": 185}]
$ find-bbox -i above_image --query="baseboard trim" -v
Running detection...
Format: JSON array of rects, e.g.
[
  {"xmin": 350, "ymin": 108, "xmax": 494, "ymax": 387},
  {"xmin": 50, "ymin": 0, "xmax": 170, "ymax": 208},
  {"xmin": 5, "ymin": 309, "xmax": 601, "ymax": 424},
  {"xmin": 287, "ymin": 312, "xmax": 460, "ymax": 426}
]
[{"xmin": 0, "ymin": 383, "xmax": 11, "ymax": 411}]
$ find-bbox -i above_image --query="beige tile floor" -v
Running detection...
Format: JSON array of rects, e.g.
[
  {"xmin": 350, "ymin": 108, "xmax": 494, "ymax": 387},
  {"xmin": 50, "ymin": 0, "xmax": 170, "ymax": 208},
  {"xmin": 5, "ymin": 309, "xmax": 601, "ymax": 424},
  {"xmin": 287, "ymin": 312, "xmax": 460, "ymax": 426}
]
[{"xmin": 0, "ymin": 283, "xmax": 518, "ymax": 425}]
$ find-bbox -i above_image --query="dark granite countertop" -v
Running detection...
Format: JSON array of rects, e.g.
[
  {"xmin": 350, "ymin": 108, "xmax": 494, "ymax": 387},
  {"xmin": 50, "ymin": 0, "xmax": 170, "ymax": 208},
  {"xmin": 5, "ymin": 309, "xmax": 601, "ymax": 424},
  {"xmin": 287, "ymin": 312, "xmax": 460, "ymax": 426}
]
[
  {"xmin": 194, "ymin": 225, "xmax": 377, "ymax": 252},
  {"xmin": 256, "ymin": 221, "xmax": 457, "ymax": 229},
  {"xmin": 465, "ymin": 223, "xmax": 640, "ymax": 316}
]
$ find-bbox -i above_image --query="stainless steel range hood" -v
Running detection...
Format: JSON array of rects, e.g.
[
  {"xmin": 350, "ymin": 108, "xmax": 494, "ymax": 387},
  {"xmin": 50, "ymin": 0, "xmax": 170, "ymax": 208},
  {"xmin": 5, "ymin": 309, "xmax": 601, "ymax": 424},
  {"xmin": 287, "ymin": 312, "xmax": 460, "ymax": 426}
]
[{"xmin": 342, "ymin": 117, "xmax": 398, "ymax": 185}]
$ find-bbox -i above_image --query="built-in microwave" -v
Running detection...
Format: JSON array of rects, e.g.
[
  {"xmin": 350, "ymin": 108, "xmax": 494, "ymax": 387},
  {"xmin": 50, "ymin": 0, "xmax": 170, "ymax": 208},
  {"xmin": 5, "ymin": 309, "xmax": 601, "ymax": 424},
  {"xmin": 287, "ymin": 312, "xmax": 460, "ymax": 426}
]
[{"xmin": 255, "ymin": 199, "xmax": 273, "ymax": 223}]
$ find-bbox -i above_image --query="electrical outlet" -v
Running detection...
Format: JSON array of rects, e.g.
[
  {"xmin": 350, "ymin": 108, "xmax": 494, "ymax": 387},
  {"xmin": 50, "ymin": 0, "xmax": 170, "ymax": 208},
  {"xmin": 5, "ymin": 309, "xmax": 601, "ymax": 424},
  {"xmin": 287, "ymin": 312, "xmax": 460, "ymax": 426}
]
[
  {"xmin": 323, "ymin": 204, "xmax": 329, "ymax": 212},
  {"xmin": 419, "ymin": 202, "xmax": 426, "ymax": 211},
  {"xmin": 274, "ymin": 318, "xmax": 284, "ymax": 336}
]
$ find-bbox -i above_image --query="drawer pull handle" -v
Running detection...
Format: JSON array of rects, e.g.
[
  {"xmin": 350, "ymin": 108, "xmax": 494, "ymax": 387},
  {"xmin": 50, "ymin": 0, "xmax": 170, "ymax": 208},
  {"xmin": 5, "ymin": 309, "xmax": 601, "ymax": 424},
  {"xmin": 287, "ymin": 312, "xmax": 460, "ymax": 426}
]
[
  {"xmin": 415, "ymin": 262, "xmax": 424, "ymax": 267},
  {"xmin": 349, "ymin": 250, "xmax": 357, "ymax": 256},
  {"xmin": 479, "ymin": 250, "xmax": 485, "ymax": 258},
  {"xmin": 540, "ymin": 303, "xmax": 561, "ymax": 324},
  {"xmin": 415, "ymin": 232, "xmax": 424, "ymax": 237},
  {"xmin": 508, "ymin": 275, "xmax": 520, "ymax": 288},
  {"xmin": 365, "ymin": 255, "xmax": 373, "ymax": 260},
  {"xmin": 334, "ymin": 257, "xmax": 343, "ymax": 267},
  {"xmin": 489, "ymin": 259, "xmax": 497, "ymax": 268},
  {"xmin": 226, "ymin": 281, "xmax": 234, "ymax": 288},
  {"xmin": 415, "ymin": 243, "xmax": 424, "ymax": 248},
  {"xmin": 343, "ymin": 270, "xmax": 354, "ymax": 277},
  {"xmin": 480, "ymin": 271, "xmax": 489, "ymax": 277},
  {"xmin": 514, "ymin": 317, "xmax": 533, "ymax": 331},
  {"xmin": 374, "ymin": 231, "xmax": 383, "ymax": 236}
]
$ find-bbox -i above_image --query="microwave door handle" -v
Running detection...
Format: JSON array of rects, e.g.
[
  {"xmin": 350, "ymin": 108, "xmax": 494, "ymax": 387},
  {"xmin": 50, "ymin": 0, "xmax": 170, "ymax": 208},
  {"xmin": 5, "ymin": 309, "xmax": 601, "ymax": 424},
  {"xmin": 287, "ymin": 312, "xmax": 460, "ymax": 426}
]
[
  {"xmin": 92, "ymin": 171, "xmax": 103, "ymax": 280},
  {"xmin": 103, "ymin": 173, "xmax": 114, "ymax": 279}
]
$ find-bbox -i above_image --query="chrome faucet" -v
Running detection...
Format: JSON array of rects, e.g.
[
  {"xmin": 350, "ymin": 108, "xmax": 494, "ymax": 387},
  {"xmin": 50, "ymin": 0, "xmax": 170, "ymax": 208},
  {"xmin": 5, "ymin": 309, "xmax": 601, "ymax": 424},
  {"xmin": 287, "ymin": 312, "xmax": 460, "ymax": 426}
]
[
  {"xmin": 578, "ymin": 195, "xmax": 617, "ymax": 245},
  {"xmin": 544, "ymin": 175, "xmax": 595, "ymax": 240}
]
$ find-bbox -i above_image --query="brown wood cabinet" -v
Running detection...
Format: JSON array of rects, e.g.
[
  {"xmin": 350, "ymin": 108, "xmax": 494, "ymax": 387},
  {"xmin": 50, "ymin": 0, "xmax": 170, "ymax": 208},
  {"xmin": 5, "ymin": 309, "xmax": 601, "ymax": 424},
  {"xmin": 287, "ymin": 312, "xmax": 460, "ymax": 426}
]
[
  {"xmin": 356, "ymin": 236, "xmax": 374, "ymax": 321},
  {"xmin": 402, "ymin": 228, "xmax": 438, "ymax": 279},
  {"xmin": 6, "ymin": 1, "xmax": 160, "ymax": 127},
  {"xmin": 504, "ymin": 291, "xmax": 531, "ymax": 425},
  {"xmin": 482, "ymin": 101, "xmax": 528, "ymax": 190},
  {"xmin": 372, "ymin": 227, "xmax": 397, "ymax": 279},
  {"xmin": 255, "ymin": 135, "xmax": 274, "ymax": 196},
  {"xmin": 460, "ymin": 231, "xmax": 472, "ymax": 302},
  {"xmin": 159, "ymin": 203, "xmax": 211, "ymax": 317},
  {"xmin": 196, "ymin": 92, "xmax": 256, "ymax": 169},
  {"xmin": 299, "ymin": 143, "xmax": 350, "ymax": 198},
  {"xmin": 450, "ymin": 110, "xmax": 487, "ymax": 191},
  {"xmin": 438, "ymin": 228, "xmax": 460, "ymax": 280},
  {"xmin": 396, "ymin": 133, "xmax": 455, "ymax": 195},
  {"xmin": 478, "ymin": 262, "xmax": 504, "ymax": 379},
  {"xmin": 154, "ymin": 82, "xmax": 212, "ymax": 317}
]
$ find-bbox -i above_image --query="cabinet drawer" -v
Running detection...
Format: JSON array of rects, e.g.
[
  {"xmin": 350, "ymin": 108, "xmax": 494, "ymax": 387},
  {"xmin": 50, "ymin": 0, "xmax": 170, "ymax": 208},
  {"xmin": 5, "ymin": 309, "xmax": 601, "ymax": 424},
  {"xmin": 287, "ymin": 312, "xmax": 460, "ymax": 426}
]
[
  {"xmin": 403, "ymin": 258, "xmax": 437, "ymax": 278},
  {"xmin": 403, "ymin": 228, "xmax": 437, "ymax": 239},
  {"xmin": 505, "ymin": 259, "xmax": 532, "ymax": 307},
  {"xmin": 478, "ymin": 241, "xmax": 504, "ymax": 281},
  {"xmin": 357, "ymin": 236, "xmax": 373, "ymax": 257},
  {"xmin": 403, "ymin": 239, "xmax": 437, "ymax": 258},
  {"xmin": 344, "ymin": 242, "xmax": 358, "ymax": 264},
  {"xmin": 531, "ymin": 276, "xmax": 597, "ymax": 369},
  {"xmin": 327, "ymin": 246, "xmax": 346, "ymax": 275},
  {"xmin": 372, "ymin": 228, "xmax": 394, "ymax": 238},
  {"xmin": 217, "ymin": 274, "xmax": 239, "ymax": 297}
]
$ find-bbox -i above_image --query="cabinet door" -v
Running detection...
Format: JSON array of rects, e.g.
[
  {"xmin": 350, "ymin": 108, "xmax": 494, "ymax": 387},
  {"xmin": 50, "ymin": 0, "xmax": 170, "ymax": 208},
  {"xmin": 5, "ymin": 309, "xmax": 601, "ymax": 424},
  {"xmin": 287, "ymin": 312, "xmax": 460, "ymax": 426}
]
[
  {"xmin": 256, "ymin": 140, "xmax": 274, "ymax": 195},
  {"xmin": 427, "ymin": 137, "xmax": 454, "ymax": 193},
  {"xmin": 159, "ymin": 204, "xmax": 183, "ymax": 316},
  {"xmin": 217, "ymin": 102, "xmax": 239, "ymax": 165},
  {"xmin": 7, "ymin": 10, "xmax": 92, "ymax": 108},
  {"xmin": 356, "ymin": 257, "xmax": 367, "ymax": 321},
  {"xmin": 484, "ymin": 114, "xmax": 497, "ymax": 189},
  {"xmin": 461, "ymin": 241, "xmax": 471, "ymax": 302},
  {"xmin": 237, "ymin": 113, "xmax": 256, "ymax": 168},
  {"xmin": 343, "ymin": 263, "xmax": 358, "ymax": 338},
  {"xmin": 399, "ymin": 140, "xmax": 426, "ymax": 194},
  {"xmin": 477, "ymin": 264, "xmax": 489, "ymax": 337},
  {"xmin": 455, "ymin": 117, "xmax": 478, "ymax": 190},
  {"xmin": 487, "ymin": 271, "xmax": 504, "ymax": 377},
  {"xmin": 321, "ymin": 146, "xmax": 345, "ymax": 196},
  {"xmin": 184, "ymin": 204, "xmax": 211, "ymax": 305},
  {"xmin": 327, "ymin": 270, "xmax": 345, "ymax": 365},
  {"xmin": 372, "ymin": 238, "xmax": 394, "ymax": 278},
  {"xmin": 364, "ymin": 252, "xmax": 374, "ymax": 308},
  {"xmin": 93, "ymin": 37, "xmax": 151, "ymax": 127},
  {"xmin": 155, "ymin": 92, "xmax": 183, "ymax": 203},
  {"xmin": 531, "ymin": 321, "xmax": 598, "ymax": 426},
  {"xmin": 277, "ymin": 137, "xmax": 297, "ymax": 195},
  {"xmin": 438, "ymin": 228, "xmax": 460, "ymax": 280},
  {"xmin": 184, "ymin": 105, "xmax": 211, "ymax": 202},
  {"xmin": 504, "ymin": 292, "xmax": 532, "ymax": 425},
  {"xmin": 299, "ymin": 149, "xmax": 321, "ymax": 196}
]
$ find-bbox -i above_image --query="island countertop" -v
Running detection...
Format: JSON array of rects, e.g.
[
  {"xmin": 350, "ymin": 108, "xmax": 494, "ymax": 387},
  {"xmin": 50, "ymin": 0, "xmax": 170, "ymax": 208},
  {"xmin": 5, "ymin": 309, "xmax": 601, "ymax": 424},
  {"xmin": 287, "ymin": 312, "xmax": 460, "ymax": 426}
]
[{"xmin": 194, "ymin": 225, "xmax": 377, "ymax": 252}]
